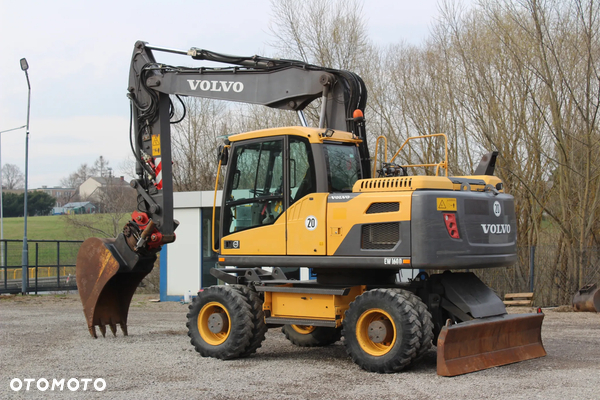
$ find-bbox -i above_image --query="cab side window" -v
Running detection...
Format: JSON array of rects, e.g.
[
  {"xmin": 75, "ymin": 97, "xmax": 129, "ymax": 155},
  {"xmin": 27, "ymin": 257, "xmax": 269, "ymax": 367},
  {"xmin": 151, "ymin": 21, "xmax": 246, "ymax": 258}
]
[
  {"xmin": 289, "ymin": 137, "xmax": 316, "ymax": 204},
  {"xmin": 323, "ymin": 143, "xmax": 361, "ymax": 192}
]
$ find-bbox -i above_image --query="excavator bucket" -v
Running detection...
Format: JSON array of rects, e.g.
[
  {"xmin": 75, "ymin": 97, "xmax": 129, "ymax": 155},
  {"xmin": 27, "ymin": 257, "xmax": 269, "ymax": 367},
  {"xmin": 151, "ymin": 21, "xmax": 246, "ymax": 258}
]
[
  {"xmin": 437, "ymin": 312, "xmax": 546, "ymax": 376},
  {"xmin": 76, "ymin": 236, "xmax": 156, "ymax": 338},
  {"xmin": 572, "ymin": 283, "xmax": 600, "ymax": 312}
]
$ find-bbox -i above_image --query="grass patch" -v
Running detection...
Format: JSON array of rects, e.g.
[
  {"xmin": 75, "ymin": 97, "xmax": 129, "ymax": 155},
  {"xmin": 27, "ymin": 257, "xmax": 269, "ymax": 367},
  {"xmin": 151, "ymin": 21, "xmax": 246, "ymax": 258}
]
[
  {"xmin": 1, "ymin": 214, "xmax": 131, "ymax": 241},
  {"xmin": 0, "ymin": 214, "xmax": 160, "ymax": 294},
  {"xmin": 0, "ymin": 214, "xmax": 130, "ymax": 269}
]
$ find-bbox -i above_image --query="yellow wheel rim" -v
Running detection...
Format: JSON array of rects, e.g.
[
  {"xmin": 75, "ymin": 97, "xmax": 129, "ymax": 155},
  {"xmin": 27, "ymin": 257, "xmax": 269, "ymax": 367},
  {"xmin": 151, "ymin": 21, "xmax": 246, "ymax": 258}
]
[
  {"xmin": 356, "ymin": 308, "xmax": 396, "ymax": 356},
  {"xmin": 198, "ymin": 302, "xmax": 231, "ymax": 346},
  {"xmin": 291, "ymin": 325, "xmax": 316, "ymax": 335}
]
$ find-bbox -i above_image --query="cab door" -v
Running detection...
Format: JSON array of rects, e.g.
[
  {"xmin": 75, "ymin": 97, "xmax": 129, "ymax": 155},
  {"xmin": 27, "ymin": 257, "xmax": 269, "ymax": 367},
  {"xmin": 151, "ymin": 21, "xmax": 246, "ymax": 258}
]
[
  {"xmin": 286, "ymin": 136, "xmax": 327, "ymax": 255},
  {"xmin": 220, "ymin": 137, "xmax": 286, "ymax": 255}
]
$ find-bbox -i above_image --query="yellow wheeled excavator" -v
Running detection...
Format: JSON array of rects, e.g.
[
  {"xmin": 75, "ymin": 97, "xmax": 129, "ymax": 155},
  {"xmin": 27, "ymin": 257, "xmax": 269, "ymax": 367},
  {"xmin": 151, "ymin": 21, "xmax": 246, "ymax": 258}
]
[{"xmin": 75, "ymin": 41, "xmax": 546, "ymax": 376}]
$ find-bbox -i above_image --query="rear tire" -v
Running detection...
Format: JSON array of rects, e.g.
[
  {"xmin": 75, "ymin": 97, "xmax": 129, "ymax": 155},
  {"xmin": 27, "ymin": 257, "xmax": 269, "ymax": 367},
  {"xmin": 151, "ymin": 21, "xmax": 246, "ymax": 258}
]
[
  {"xmin": 343, "ymin": 288, "xmax": 422, "ymax": 373},
  {"xmin": 282, "ymin": 325, "xmax": 342, "ymax": 347},
  {"xmin": 231, "ymin": 285, "xmax": 267, "ymax": 357},
  {"xmin": 186, "ymin": 286, "xmax": 253, "ymax": 360},
  {"xmin": 393, "ymin": 289, "xmax": 434, "ymax": 359}
]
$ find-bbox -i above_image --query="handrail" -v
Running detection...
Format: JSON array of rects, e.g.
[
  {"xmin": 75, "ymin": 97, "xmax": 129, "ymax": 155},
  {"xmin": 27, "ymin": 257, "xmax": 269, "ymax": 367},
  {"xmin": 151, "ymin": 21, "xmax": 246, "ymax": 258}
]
[
  {"xmin": 389, "ymin": 133, "xmax": 449, "ymax": 177},
  {"xmin": 212, "ymin": 145, "xmax": 229, "ymax": 254},
  {"xmin": 372, "ymin": 135, "xmax": 388, "ymax": 177}
]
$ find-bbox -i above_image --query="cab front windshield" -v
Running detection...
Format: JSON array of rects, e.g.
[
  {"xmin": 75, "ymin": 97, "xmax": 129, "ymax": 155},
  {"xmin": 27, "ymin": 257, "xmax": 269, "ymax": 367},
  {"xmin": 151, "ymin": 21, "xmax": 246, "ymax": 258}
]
[{"xmin": 323, "ymin": 143, "xmax": 361, "ymax": 192}]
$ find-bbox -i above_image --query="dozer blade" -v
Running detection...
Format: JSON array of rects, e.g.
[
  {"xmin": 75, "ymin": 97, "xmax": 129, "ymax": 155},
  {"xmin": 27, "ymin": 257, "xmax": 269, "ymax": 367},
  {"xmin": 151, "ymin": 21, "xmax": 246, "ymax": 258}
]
[
  {"xmin": 76, "ymin": 236, "xmax": 155, "ymax": 338},
  {"xmin": 437, "ymin": 312, "xmax": 546, "ymax": 376}
]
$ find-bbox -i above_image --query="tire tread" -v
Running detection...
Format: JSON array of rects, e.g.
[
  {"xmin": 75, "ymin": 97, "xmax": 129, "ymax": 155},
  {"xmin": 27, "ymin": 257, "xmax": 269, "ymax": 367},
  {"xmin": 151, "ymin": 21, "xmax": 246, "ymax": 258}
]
[{"xmin": 186, "ymin": 285, "xmax": 253, "ymax": 360}]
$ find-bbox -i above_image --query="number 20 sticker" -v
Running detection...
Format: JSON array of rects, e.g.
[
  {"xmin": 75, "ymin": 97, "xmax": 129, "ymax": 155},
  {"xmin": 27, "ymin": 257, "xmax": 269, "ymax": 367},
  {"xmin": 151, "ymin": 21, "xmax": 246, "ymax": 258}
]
[
  {"xmin": 305, "ymin": 216, "xmax": 318, "ymax": 231},
  {"xmin": 493, "ymin": 201, "xmax": 502, "ymax": 217}
]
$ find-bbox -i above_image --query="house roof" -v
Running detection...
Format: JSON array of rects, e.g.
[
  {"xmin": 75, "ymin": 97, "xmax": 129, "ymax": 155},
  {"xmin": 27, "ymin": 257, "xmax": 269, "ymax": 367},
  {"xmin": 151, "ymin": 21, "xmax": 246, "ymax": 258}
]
[
  {"xmin": 89, "ymin": 176, "xmax": 129, "ymax": 186},
  {"xmin": 63, "ymin": 201, "xmax": 95, "ymax": 209}
]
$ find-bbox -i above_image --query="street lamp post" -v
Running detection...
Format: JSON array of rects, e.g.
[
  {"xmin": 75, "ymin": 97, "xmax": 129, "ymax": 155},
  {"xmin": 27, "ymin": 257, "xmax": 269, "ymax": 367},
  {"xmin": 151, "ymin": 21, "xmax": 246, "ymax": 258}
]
[{"xmin": 20, "ymin": 58, "xmax": 30, "ymax": 295}]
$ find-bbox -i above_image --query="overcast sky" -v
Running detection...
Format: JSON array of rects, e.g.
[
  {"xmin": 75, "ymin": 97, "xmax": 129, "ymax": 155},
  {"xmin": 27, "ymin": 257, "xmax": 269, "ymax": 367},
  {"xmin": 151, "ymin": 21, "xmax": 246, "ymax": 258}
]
[{"xmin": 0, "ymin": 0, "xmax": 457, "ymax": 189}]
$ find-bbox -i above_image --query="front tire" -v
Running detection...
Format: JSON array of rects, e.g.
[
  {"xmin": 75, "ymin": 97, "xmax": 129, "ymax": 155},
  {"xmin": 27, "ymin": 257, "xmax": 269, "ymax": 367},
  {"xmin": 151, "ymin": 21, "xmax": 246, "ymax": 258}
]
[
  {"xmin": 186, "ymin": 286, "xmax": 253, "ymax": 360},
  {"xmin": 343, "ymin": 288, "xmax": 422, "ymax": 373}
]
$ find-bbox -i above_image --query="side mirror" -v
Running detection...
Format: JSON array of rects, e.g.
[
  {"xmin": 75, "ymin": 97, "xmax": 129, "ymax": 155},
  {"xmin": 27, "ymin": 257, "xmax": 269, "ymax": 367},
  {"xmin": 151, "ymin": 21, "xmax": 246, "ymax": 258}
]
[{"xmin": 218, "ymin": 145, "xmax": 229, "ymax": 166}]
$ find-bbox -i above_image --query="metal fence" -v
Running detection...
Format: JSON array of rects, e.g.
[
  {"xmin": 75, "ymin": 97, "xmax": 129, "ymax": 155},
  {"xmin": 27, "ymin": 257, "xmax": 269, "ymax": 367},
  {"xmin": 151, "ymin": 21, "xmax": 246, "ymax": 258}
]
[
  {"xmin": 0, "ymin": 239, "xmax": 82, "ymax": 294},
  {"xmin": 475, "ymin": 245, "xmax": 600, "ymax": 307},
  {"xmin": 1, "ymin": 239, "xmax": 598, "ymax": 306}
]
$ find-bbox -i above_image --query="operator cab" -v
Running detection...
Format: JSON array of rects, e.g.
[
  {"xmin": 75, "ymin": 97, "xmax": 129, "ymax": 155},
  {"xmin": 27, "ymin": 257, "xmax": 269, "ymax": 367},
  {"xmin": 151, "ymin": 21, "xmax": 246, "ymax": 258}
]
[{"xmin": 221, "ymin": 127, "xmax": 362, "ymax": 236}]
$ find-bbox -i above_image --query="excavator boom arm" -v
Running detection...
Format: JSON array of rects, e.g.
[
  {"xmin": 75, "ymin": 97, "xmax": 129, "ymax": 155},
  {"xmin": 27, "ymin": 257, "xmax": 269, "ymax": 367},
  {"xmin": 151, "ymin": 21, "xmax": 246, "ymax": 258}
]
[{"xmin": 128, "ymin": 41, "xmax": 368, "ymax": 235}]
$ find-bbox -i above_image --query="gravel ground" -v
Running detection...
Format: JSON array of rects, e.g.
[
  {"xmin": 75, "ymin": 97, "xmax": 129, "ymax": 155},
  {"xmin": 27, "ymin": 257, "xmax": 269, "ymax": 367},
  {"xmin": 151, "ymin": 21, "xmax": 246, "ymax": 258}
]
[{"xmin": 1, "ymin": 293, "xmax": 599, "ymax": 400}]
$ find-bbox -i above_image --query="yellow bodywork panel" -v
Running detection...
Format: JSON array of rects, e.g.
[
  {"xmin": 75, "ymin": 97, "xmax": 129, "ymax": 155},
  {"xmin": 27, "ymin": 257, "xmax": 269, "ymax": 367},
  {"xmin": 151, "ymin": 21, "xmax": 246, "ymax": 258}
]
[
  {"xmin": 263, "ymin": 286, "xmax": 365, "ymax": 327},
  {"xmin": 327, "ymin": 192, "xmax": 412, "ymax": 255},
  {"xmin": 287, "ymin": 193, "xmax": 328, "ymax": 255},
  {"xmin": 220, "ymin": 217, "xmax": 286, "ymax": 255},
  {"xmin": 451, "ymin": 175, "xmax": 504, "ymax": 191},
  {"xmin": 228, "ymin": 126, "xmax": 360, "ymax": 145}
]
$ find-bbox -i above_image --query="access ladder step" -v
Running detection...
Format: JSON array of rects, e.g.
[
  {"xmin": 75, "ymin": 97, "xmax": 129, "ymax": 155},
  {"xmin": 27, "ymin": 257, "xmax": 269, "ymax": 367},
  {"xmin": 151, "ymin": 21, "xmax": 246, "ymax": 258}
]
[{"xmin": 265, "ymin": 317, "xmax": 337, "ymax": 328}]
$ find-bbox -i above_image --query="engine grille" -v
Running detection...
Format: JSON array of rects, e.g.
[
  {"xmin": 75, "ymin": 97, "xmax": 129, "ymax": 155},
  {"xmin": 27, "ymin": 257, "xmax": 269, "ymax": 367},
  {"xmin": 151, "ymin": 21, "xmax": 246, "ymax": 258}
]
[
  {"xmin": 361, "ymin": 222, "xmax": 400, "ymax": 249},
  {"xmin": 357, "ymin": 177, "xmax": 412, "ymax": 191},
  {"xmin": 366, "ymin": 202, "xmax": 400, "ymax": 214}
]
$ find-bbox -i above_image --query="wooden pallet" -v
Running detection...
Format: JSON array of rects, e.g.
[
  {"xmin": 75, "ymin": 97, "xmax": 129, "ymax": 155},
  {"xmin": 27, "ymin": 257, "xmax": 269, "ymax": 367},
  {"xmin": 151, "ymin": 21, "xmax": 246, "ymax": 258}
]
[{"xmin": 503, "ymin": 292, "xmax": 534, "ymax": 306}]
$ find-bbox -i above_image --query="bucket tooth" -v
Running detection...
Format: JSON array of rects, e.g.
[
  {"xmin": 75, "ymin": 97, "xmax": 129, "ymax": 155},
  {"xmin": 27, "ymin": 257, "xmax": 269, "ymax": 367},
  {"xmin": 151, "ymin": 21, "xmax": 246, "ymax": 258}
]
[
  {"xmin": 99, "ymin": 324, "xmax": 107, "ymax": 338},
  {"xmin": 89, "ymin": 326, "xmax": 98, "ymax": 339},
  {"xmin": 109, "ymin": 323, "xmax": 118, "ymax": 337},
  {"xmin": 437, "ymin": 313, "xmax": 546, "ymax": 376},
  {"xmin": 120, "ymin": 323, "xmax": 129, "ymax": 336}
]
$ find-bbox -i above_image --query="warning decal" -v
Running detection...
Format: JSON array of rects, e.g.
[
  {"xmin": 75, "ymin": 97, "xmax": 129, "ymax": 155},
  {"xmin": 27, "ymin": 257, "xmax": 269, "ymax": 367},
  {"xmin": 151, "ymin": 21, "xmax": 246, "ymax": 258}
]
[
  {"xmin": 152, "ymin": 134, "xmax": 161, "ymax": 156},
  {"xmin": 437, "ymin": 198, "xmax": 457, "ymax": 211}
]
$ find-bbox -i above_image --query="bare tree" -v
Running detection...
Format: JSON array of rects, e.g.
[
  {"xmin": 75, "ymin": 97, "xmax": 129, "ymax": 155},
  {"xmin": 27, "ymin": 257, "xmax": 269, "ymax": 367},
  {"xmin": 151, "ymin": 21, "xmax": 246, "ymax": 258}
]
[
  {"xmin": 2, "ymin": 163, "xmax": 24, "ymax": 189},
  {"xmin": 92, "ymin": 155, "xmax": 110, "ymax": 177},
  {"xmin": 269, "ymin": 0, "xmax": 369, "ymax": 69},
  {"xmin": 170, "ymin": 97, "xmax": 231, "ymax": 191},
  {"xmin": 60, "ymin": 163, "xmax": 94, "ymax": 189},
  {"xmin": 268, "ymin": 0, "xmax": 371, "ymax": 126},
  {"xmin": 469, "ymin": 0, "xmax": 600, "ymax": 299}
]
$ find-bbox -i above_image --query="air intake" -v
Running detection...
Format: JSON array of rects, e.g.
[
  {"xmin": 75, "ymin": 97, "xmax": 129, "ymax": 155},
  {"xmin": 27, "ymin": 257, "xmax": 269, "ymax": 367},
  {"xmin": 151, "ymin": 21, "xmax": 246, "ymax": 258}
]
[
  {"xmin": 366, "ymin": 202, "xmax": 400, "ymax": 214},
  {"xmin": 361, "ymin": 222, "xmax": 400, "ymax": 249}
]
